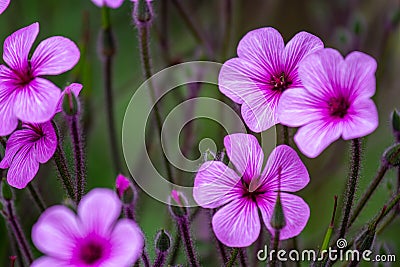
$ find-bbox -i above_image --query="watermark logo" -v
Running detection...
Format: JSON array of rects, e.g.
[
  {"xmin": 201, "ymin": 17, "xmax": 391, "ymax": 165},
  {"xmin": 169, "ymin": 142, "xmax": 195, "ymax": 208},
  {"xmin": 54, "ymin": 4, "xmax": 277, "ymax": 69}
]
[{"xmin": 256, "ymin": 239, "xmax": 396, "ymax": 263}]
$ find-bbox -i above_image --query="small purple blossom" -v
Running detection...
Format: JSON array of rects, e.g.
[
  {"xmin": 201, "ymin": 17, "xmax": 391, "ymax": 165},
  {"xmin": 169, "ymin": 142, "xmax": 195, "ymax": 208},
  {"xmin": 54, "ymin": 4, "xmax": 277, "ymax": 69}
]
[
  {"xmin": 0, "ymin": 122, "xmax": 57, "ymax": 189},
  {"xmin": 31, "ymin": 188, "xmax": 144, "ymax": 267},
  {"xmin": 0, "ymin": 22, "xmax": 80, "ymax": 136},
  {"xmin": 0, "ymin": 0, "xmax": 10, "ymax": 14},
  {"xmin": 278, "ymin": 48, "xmax": 379, "ymax": 158},
  {"xmin": 115, "ymin": 174, "xmax": 130, "ymax": 198},
  {"xmin": 91, "ymin": 0, "xmax": 124, "ymax": 8},
  {"xmin": 193, "ymin": 133, "xmax": 310, "ymax": 247},
  {"xmin": 219, "ymin": 27, "xmax": 323, "ymax": 132}
]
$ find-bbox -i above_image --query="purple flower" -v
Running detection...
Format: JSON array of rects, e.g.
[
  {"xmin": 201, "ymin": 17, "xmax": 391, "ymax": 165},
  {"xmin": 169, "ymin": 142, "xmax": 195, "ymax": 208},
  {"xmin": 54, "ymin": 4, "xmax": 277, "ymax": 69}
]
[
  {"xmin": 31, "ymin": 188, "xmax": 144, "ymax": 267},
  {"xmin": 0, "ymin": 0, "xmax": 10, "ymax": 14},
  {"xmin": 0, "ymin": 83, "xmax": 83, "ymax": 189},
  {"xmin": 278, "ymin": 48, "xmax": 378, "ymax": 158},
  {"xmin": 193, "ymin": 133, "xmax": 310, "ymax": 247},
  {"xmin": 0, "ymin": 22, "xmax": 80, "ymax": 136},
  {"xmin": 0, "ymin": 122, "xmax": 57, "ymax": 189},
  {"xmin": 91, "ymin": 0, "xmax": 124, "ymax": 8},
  {"xmin": 219, "ymin": 27, "xmax": 323, "ymax": 132}
]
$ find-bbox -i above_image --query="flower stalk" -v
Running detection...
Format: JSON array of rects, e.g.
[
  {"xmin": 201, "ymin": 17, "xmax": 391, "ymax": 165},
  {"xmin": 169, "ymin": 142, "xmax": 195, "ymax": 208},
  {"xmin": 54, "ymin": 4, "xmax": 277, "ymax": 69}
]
[
  {"xmin": 226, "ymin": 248, "xmax": 239, "ymax": 267},
  {"xmin": 338, "ymin": 138, "xmax": 362, "ymax": 238},
  {"xmin": 100, "ymin": 6, "xmax": 122, "ymax": 174},
  {"xmin": 134, "ymin": 0, "xmax": 174, "ymax": 184},
  {"xmin": 1, "ymin": 183, "xmax": 33, "ymax": 264},
  {"xmin": 27, "ymin": 183, "xmax": 46, "ymax": 212}
]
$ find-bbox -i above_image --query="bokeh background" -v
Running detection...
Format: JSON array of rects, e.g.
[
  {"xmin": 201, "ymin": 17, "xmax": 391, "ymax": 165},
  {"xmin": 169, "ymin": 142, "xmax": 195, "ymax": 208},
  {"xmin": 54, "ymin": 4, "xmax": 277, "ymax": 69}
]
[{"xmin": 0, "ymin": 0, "xmax": 399, "ymax": 266}]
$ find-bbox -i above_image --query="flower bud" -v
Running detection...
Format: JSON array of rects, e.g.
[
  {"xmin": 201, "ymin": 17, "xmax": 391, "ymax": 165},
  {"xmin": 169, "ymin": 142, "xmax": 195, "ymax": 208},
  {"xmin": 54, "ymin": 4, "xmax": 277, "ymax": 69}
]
[
  {"xmin": 155, "ymin": 229, "xmax": 171, "ymax": 253},
  {"xmin": 115, "ymin": 174, "xmax": 137, "ymax": 205},
  {"xmin": 355, "ymin": 224, "xmax": 376, "ymax": 252},
  {"xmin": 382, "ymin": 143, "xmax": 400, "ymax": 168},
  {"xmin": 169, "ymin": 190, "xmax": 188, "ymax": 218},
  {"xmin": 391, "ymin": 109, "xmax": 400, "ymax": 141},
  {"xmin": 62, "ymin": 87, "xmax": 80, "ymax": 116},
  {"xmin": 132, "ymin": 0, "xmax": 153, "ymax": 26},
  {"xmin": 1, "ymin": 179, "xmax": 12, "ymax": 201},
  {"xmin": 270, "ymin": 192, "xmax": 286, "ymax": 230}
]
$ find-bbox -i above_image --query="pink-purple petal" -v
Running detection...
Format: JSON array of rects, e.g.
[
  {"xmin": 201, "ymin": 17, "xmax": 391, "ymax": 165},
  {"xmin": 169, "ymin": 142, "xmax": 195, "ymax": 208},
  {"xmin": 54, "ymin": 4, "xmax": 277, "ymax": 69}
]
[
  {"xmin": 2, "ymin": 22, "xmax": 39, "ymax": 74},
  {"xmin": 341, "ymin": 98, "xmax": 378, "ymax": 140},
  {"xmin": 343, "ymin": 51, "xmax": 377, "ymax": 100},
  {"xmin": 13, "ymin": 77, "xmax": 60, "ymax": 123},
  {"xmin": 31, "ymin": 36, "xmax": 80, "ymax": 76},
  {"xmin": 260, "ymin": 145, "xmax": 309, "ymax": 193},
  {"xmin": 31, "ymin": 122, "xmax": 57, "ymax": 163},
  {"xmin": 283, "ymin": 31, "xmax": 323, "ymax": 85},
  {"xmin": 218, "ymin": 58, "xmax": 268, "ymax": 104},
  {"xmin": 241, "ymin": 93, "xmax": 279, "ymax": 132},
  {"xmin": 0, "ymin": 0, "xmax": 10, "ymax": 14},
  {"xmin": 278, "ymin": 87, "xmax": 324, "ymax": 127},
  {"xmin": 77, "ymin": 188, "xmax": 122, "ymax": 236},
  {"xmin": 294, "ymin": 120, "xmax": 342, "ymax": 158},
  {"xmin": 258, "ymin": 192, "xmax": 310, "ymax": 240},
  {"xmin": 212, "ymin": 198, "xmax": 260, "ymax": 247},
  {"xmin": 237, "ymin": 27, "xmax": 284, "ymax": 75},
  {"xmin": 31, "ymin": 257, "xmax": 68, "ymax": 267},
  {"xmin": 298, "ymin": 48, "xmax": 343, "ymax": 99},
  {"xmin": 224, "ymin": 133, "xmax": 264, "ymax": 184},
  {"xmin": 6, "ymin": 144, "xmax": 39, "ymax": 189},
  {"xmin": 193, "ymin": 161, "xmax": 242, "ymax": 209},
  {"xmin": 32, "ymin": 206, "xmax": 82, "ymax": 260},
  {"xmin": 91, "ymin": 0, "xmax": 124, "ymax": 8},
  {"xmin": 107, "ymin": 219, "xmax": 144, "ymax": 266}
]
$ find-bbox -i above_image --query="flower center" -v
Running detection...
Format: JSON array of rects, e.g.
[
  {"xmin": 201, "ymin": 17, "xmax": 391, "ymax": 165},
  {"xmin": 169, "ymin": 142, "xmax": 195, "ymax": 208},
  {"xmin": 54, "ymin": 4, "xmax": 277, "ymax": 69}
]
[
  {"xmin": 79, "ymin": 242, "xmax": 104, "ymax": 265},
  {"xmin": 269, "ymin": 72, "xmax": 292, "ymax": 92},
  {"xmin": 241, "ymin": 178, "xmax": 265, "ymax": 202},
  {"xmin": 14, "ymin": 61, "xmax": 34, "ymax": 86},
  {"xmin": 328, "ymin": 97, "xmax": 350, "ymax": 118}
]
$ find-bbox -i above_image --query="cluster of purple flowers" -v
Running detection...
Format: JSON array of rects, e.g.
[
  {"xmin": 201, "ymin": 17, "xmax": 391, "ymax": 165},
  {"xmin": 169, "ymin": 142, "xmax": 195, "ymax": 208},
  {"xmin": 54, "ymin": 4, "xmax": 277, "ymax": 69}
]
[
  {"xmin": 194, "ymin": 27, "xmax": 378, "ymax": 247},
  {"xmin": 0, "ymin": 0, "xmax": 381, "ymax": 265}
]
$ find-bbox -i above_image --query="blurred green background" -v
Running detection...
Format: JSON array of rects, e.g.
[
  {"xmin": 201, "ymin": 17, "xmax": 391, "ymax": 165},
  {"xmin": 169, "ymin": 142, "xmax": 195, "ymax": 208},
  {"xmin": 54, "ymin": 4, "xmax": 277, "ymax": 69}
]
[{"xmin": 0, "ymin": 0, "xmax": 399, "ymax": 266}]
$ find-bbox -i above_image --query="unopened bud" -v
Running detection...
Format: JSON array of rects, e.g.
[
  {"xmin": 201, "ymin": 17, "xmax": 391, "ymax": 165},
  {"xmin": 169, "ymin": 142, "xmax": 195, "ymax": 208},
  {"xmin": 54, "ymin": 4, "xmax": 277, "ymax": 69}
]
[
  {"xmin": 133, "ymin": 0, "xmax": 153, "ymax": 26},
  {"xmin": 155, "ymin": 229, "xmax": 171, "ymax": 252},
  {"xmin": 355, "ymin": 224, "xmax": 376, "ymax": 252},
  {"xmin": 391, "ymin": 109, "xmax": 400, "ymax": 141},
  {"xmin": 270, "ymin": 193, "xmax": 286, "ymax": 230},
  {"xmin": 115, "ymin": 175, "xmax": 136, "ymax": 205},
  {"xmin": 62, "ymin": 87, "xmax": 79, "ymax": 116},
  {"xmin": 383, "ymin": 143, "xmax": 400, "ymax": 167},
  {"xmin": 169, "ymin": 190, "xmax": 188, "ymax": 218}
]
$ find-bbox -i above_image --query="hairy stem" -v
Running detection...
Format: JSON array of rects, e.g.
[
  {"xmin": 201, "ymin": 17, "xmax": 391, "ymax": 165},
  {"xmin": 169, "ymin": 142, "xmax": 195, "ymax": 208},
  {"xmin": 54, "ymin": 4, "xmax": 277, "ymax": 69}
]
[
  {"xmin": 226, "ymin": 248, "xmax": 239, "ymax": 267},
  {"xmin": 27, "ymin": 183, "xmax": 46, "ymax": 212},
  {"xmin": 270, "ymin": 230, "xmax": 280, "ymax": 267},
  {"xmin": 153, "ymin": 251, "xmax": 167, "ymax": 267},
  {"xmin": 349, "ymin": 164, "xmax": 388, "ymax": 227},
  {"xmin": 338, "ymin": 138, "xmax": 362, "ymax": 238},
  {"xmin": 177, "ymin": 216, "xmax": 199, "ymax": 267},
  {"xmin": 142, "ymin": 249, "xmax": 151, "ymax": 267},
  {"xmin": 53, "ymin": 144, "xmax": 76, "ymax": 202},
  {"xmin": 5, "ymin": 201, "xmax": 33, "ymax": 264},
  {"xmin": 101, "ymin": 6, "xmax": 122, "ymax": 174},
  {"xmin": 168, "ymin": 231, "xmax": 181, "ymax": 265},
  {"xmin": 69, "ymin": 116, "xmax": 85, "ymax": 203},
  {"xmin": 136, "ymin": 9, "xmax": 175, "ymax": 184}
]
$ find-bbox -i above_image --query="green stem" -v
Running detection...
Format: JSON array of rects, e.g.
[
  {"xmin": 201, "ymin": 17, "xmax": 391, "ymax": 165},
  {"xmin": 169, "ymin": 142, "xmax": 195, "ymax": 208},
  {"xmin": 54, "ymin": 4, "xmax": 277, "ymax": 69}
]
[
  {"xmin": 270, "ymin": 230, "xmax": 280, "ymax": 267},
  {"xmin": 338, "ymin": 138, "xmax": 362, "ymax": 238},
  {"xmin": 226, "ymin": 248, "xmax": 239, "ymax": 267},
  {"xmin": 27, "ymin": 183, "xmax": 46, "ymax": 212},
  {"xmin": 349, "ymin": 164, "xmax": 388, "ymax": 227},
  {"xmin": 283, "ymin": 125, "xmax": 290, "ymax": 146}
]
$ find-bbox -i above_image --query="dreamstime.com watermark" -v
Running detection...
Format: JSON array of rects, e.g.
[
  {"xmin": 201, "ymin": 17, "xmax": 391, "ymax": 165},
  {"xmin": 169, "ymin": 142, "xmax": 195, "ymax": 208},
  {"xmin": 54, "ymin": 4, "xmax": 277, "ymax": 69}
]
[{"xmin": 256, "ymin": 239, "xmax": 396, "ymax": 263}]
